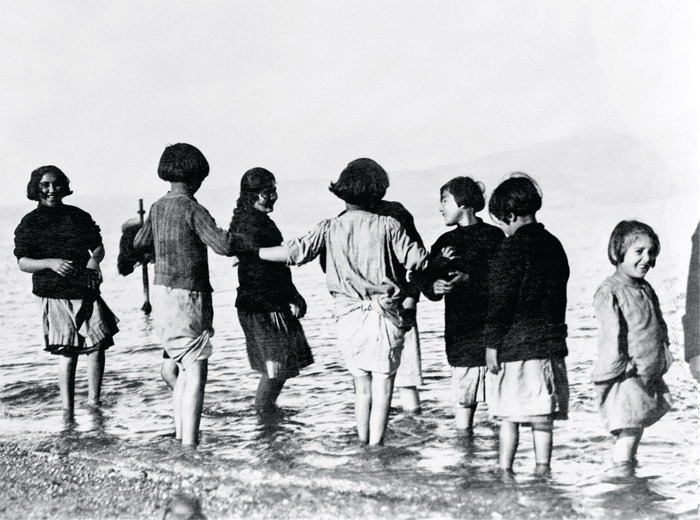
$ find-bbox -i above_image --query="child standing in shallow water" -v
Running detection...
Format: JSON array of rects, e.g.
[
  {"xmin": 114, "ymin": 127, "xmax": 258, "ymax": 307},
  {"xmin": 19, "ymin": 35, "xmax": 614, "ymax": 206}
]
[
  {"xmin": 592, "ymin": 220, "xmax": 672, "ymax": 474},
  {"xmin": 424, "ymin": 176, "xmax": 503, "ymax": 432},
  {"xmin": 229, "ymin": 167, "xmax": 313, "ymax": 414},
  {"xmin": 14, "ymin": 166, "xmax": 119, "ymax": 422},
  {"xmin": 483, "ymin": 174, "xmax": 570, "ymax": 475},
  {"xmin": 320, "ymin": 161, "xmax": 425, "ymax": 413},
  {"xmin": 134, "ymin": 143, "xmax": 250, "ymax": 446},
  {"xmin": 259, "ymin": 158, "xmax": 430, "ymax": 445}
]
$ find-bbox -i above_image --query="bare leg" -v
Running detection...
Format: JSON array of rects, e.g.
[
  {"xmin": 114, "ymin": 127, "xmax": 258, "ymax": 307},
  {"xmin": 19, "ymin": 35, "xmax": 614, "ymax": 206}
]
[
  {"xmin": 353, "ymin": 375, "xmax": 372, "ymax": 445},
  {"xmin": 369, "ymin": 375, "xmax": 395, "ymax": 446},
  {"xmin": 58, "ymin": 355, "xmax": 78, "ymax": 417},
  {"xmin": 86, "ymin": 349, "xmax": 105, "ymax": 407},
  {"xmin": 531, "ymin": 421, "xmax": 553, "ymax": 473},
  {"xmin": 398, "ymin": 386, "xmax": 421, "ymax": 414},
  {"xmin": 255, "ymin": 374, "xmax": 285, "ymax": 413},
  {"xmin": 612, "ymin": 428, "xmax": 643, "ymax": 464},
  {"xmin": 455, "ymin": 404, "xmax": 477, "ymax": 431},
  {"xmin": 180, "ymin": 360, "xmax": 208, "ymax": 446},
  {"xmin": 499, "ymin": 420, "xmax": 519, "ymax": 470},
  {"xmin": 173, "ymin": 366, "xmax": 186, "ymax": 441},
  {"xmin": 161, "ymin": 357, "xmax": 179, "ymax": 391}
]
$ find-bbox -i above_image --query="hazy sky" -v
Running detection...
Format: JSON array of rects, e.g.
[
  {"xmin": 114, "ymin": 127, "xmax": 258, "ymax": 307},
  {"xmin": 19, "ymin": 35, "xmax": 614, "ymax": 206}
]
[{"xmin": 2, "ymin": 1, "xmax": 698, "ymax": 207}]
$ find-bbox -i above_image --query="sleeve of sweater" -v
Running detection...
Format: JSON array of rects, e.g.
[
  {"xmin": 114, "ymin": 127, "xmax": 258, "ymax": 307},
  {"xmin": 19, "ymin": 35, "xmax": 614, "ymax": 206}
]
[{"xmin": 192, "ymin": 203, "xmax": 254, "ymax": 256}]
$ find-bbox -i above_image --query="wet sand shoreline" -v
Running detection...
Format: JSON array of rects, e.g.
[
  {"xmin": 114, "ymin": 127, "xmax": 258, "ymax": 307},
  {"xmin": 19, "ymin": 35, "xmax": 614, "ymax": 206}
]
[{"xmin": 0, "ymin": 439, "xmax": 586, "ymax": 520}]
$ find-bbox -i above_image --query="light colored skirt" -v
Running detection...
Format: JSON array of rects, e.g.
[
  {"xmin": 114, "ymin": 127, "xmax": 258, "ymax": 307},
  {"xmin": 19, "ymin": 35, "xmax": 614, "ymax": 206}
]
[
  {"xmin": 395, "ymin": 324, "xmax": 423, "ymax": 387},
  {"xmin": 152, "ymin": 285, "xmax": 213, "ymax": 369},
  {"xmin": 40, "ymin": 296, "xmax": 119, "ymax": 356},
  {"xmin": 487, "ymin": 357, "xmax": 569, "ymax": 422},
  {"xmin": 335, "ymin": 300, "xmax": 405, "ymax": 377},
  {"xmin": 451, "ymin": 366, "xmax": 486, "ymax": 407},
  {"xmin": 595, "ymin": 375, "xmax": 672, "ymax": 433}
]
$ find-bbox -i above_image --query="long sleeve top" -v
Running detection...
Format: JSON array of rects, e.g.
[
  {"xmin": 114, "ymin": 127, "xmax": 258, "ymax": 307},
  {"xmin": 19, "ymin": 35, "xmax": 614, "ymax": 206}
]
[
  {"xmin": 284, "ymin": 210, "xmax": 429, "ymax": 327},
  {"xmin": 592, "ymin": 275, "xmax": 670, "ymax": 383},
  {"xmin": 229, "ymin": 207, "xmax": 303, "ymax": 313},
  {"xmin": 14, "ymin": 204, "xmax": 102, "ymax": 299},
  {"xmin": 482, "ymin": 222, "xmax": 569, "ymax": 362},
  {"xmin": 134, "ymin": 191, "xmax": 242, "ymax": 292},
  {"xmin": 684, "ymin": 222, "xmax": 700, "ymax": 361},
  {"xmin": 319, "ymin": 200, "xmax": 424, "ymax": 300},
  {"xmin": 424, "ymin": 220, "xmax": 504, "ymax": 366}
]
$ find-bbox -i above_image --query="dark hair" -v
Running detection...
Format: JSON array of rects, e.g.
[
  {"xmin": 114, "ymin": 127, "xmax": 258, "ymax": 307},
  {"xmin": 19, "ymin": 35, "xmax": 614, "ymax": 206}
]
[
  {"xmin": 488, "ymin": 172, "xmax": 542, "ymax": 223},
  {"xmin": 235, "ymin": 167, "xmax": 276, "ymax": 212},
  {"xmin": 329, "ymin": 158, "xmax": 389, "ymax": 206},
  {"xmin": 27, "ymin": 165, "xmax": 73, "ymax": 201},
  {"xmin": 157, "ymin": 143, "xmax": 209, "ymax": 182},
  {"xmin": 607, "ymin": 220, "xmax": 660, "ymax": 267},
  {"xmin": 440, "ymin": 176, "xmax": 485, "ymax": 212}
]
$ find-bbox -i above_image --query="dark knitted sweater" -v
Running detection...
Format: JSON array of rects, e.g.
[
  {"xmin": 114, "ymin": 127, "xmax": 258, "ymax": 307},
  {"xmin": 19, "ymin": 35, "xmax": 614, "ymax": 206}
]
[{"xmin": 482, "ymin": 223, "xmax": 569, "ymax": 362}]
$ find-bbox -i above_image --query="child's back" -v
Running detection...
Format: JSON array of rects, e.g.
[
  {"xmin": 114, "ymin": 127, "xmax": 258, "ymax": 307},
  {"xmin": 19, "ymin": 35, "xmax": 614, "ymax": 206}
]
[
  {"xmin": 484, "ymin": 222, "xmax": 569, "ymax": 362},
  {"xmin": 140, "ymin": 191, "xmax": 234, "ymax": 292},
  {"xmin": 290, "ymin": 210, "xmax": 427, "ymax": 314}
]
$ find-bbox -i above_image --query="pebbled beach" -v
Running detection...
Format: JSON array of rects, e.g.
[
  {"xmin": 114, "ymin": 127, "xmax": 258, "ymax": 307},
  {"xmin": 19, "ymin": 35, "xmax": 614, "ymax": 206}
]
[{"xmin": 0, "ymin": 438, "xmax": 588, "ymax": 520}]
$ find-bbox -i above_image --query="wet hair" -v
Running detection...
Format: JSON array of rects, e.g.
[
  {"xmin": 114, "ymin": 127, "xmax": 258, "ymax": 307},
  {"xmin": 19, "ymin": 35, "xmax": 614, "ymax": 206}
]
[
  {"xmin": 607, "ymin": 220, "xmax": 660, "ymax": 267},
  {"xmin": 234, "ymin": 167, "xmax": 276, "ymax": 212},
  {"xmin": 488, "ymin": 172, "xmax": 542, "ymax": 223},
  {"xmin": 157, "ymin": 143, "xmax": 209, "ymax": 183},
  {"xmin": 440, "ymin": 176, "xmax": 485, "ymax": 212},
  {"xmin": 26, "ymin": 165, "xmax": 73, "ymax": 201},
  {"xmin": 329, "ymin": 158, "xmax": 389, "ymax": 206}
]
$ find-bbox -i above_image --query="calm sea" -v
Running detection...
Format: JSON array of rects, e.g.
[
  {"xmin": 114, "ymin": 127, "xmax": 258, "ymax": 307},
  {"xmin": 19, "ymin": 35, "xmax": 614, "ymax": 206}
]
[{"xmin": 1, "ymin": 180, "xmax": 698, "ymax": 519}]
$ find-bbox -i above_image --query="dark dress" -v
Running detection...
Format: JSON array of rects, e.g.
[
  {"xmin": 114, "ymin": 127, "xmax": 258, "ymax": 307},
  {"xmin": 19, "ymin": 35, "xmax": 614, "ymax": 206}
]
[
  {"xmin": 229, "ymin": 208, "xmax": 313, "ymax": 378},
  {"xmin": 424, "ymin": 219, "xmax": 503, "ymax": 367}
]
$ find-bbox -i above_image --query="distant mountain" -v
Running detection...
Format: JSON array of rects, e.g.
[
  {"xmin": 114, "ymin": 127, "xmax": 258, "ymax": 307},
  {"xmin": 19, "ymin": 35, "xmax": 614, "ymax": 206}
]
[
  {"xmin": 3, "ymin": 130, "xmax": 695, "ymax": 252},
  {"xmin": 388, "ymin": 131, "xmax": 694, "ymax": 211}
]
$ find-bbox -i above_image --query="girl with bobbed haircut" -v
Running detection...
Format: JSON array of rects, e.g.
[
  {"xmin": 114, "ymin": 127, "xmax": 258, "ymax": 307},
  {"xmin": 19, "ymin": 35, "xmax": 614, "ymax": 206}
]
[
  {"xmin": 26, "ymin": 165, "xmax": 73, "ymax": 201},
  {"xmin": 607, "ymin": 220, "xmax": 660, "ymax": 268},
  {"xmin": 328, "ymin": 158, "xmax": 389, "ymax": 206},
  {"xmin": 158, "ymin": 143, "xmax": 209, "ymax": 182},
  {"xmin": 593, "ymin": 219, "xmax": 671, "ymax": 474},
  {"xmin": 440, "ymin": 176, "xmax": 485, "ymax": 212},
  {"xmin": 258, "ymin": 157, "xmax": 430, "ymax": 446},
  {"xmin": 488, "ymin": 173, "xmax": 542, "ymax": 223}
]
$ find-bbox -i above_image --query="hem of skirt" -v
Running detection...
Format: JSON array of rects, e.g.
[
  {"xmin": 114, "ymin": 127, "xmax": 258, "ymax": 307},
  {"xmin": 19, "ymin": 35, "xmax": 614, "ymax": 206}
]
[
  {"xmin": 491, "ymin": 412, "xmax": 568, "ymax": 422},
  {"xmin": 46, "ymin": 338, "xmax": 114, "ymax": 357},
  {"xmin": 395, "ymin": 377, "xmax": 423, "ymax": 388}
]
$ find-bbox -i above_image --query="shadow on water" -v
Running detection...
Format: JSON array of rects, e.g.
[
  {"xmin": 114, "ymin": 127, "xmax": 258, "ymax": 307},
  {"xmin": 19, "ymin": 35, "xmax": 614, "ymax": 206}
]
[{"xmin": 575, "ymin": 469, "xmax": 678, "ymax": 520}]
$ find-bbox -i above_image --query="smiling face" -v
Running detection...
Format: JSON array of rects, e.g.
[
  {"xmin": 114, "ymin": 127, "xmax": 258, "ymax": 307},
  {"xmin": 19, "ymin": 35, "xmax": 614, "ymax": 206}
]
[
  {"xmin": 439, "ymin": 190, "xmax": 466, "ymax": 226},
  {"xmin": 252, "ymin": 184, "xmax": 278, "ymax": 213},
  {"xmin": 617, "ymin": 234, "xmax": 657, "ymax": 281},
  {"xmin": 38, "ymin": 172, "xmax": 68, "ymax": 207}
]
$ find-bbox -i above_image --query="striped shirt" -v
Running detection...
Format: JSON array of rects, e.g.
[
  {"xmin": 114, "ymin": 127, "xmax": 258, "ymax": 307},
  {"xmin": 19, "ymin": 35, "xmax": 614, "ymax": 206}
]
[{"xmin": 134, "ymin": 190, "xmax": 239, "ymax": 292}]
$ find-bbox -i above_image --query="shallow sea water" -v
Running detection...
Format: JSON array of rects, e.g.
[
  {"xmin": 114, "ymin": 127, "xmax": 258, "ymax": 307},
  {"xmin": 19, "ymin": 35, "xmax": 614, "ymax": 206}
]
[{"xmin": 1, "ymin": 187, "xmax": 698, "ymax": 519}]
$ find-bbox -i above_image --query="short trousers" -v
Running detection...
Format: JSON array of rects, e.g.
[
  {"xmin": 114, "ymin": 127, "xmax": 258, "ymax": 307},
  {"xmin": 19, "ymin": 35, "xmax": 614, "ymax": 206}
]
[
  {"xmin": 40, "ymin": 296, "xmax": 119, "ymax": 356},
  {"xmin": 395, "ymin": 324, "xmax": 423, "ymax": 387},
  {"xmin": 152, "ymin": 285, "xmax": 214, "ymax": 370},
  {"xmin": 451, "ymin": 366, "xmax": 486, "ymax": 407},
  {"xmin": 486, "ymin": 356, "xmax": 569, "ymax": 422}
]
